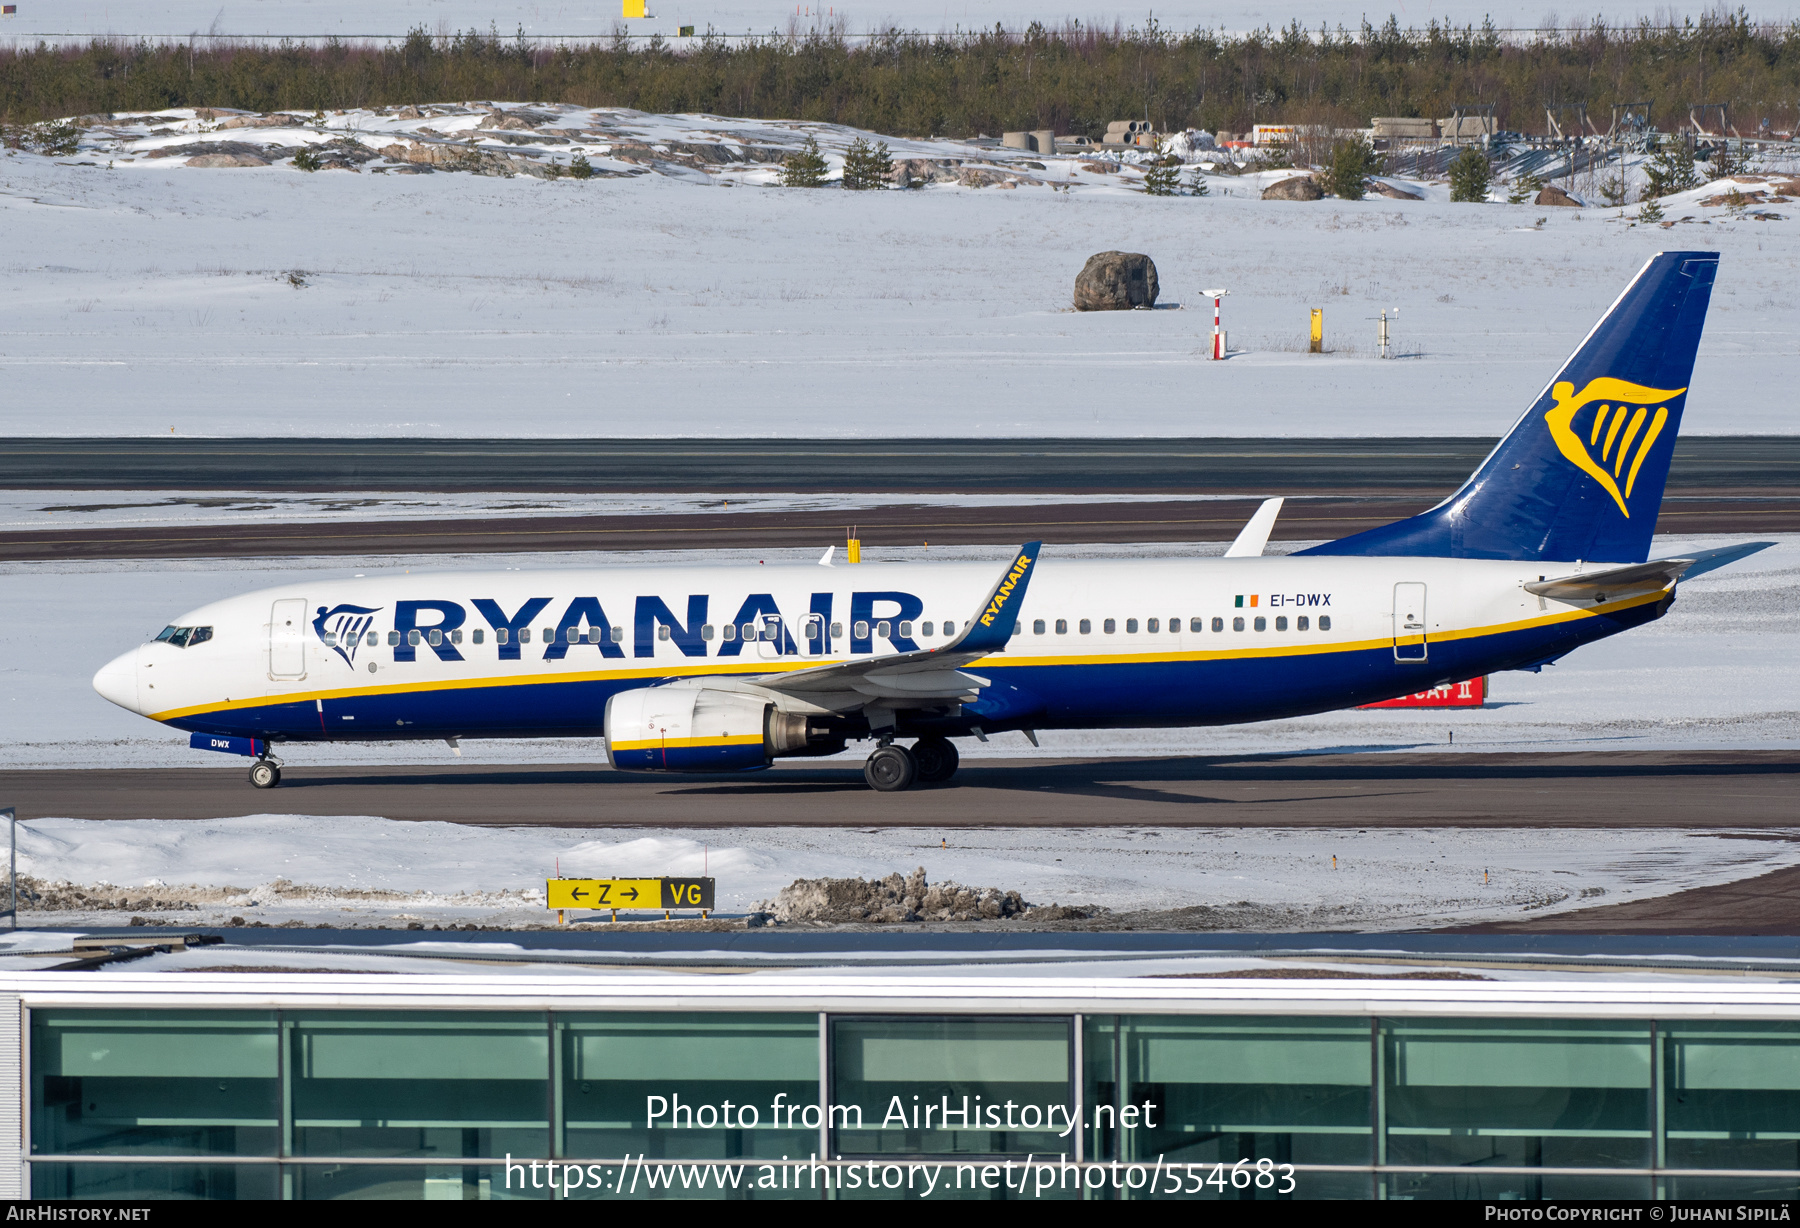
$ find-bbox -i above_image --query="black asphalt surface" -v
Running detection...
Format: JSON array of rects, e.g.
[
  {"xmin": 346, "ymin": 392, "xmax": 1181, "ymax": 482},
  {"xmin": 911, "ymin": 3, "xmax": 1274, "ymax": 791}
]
[
  {"xmin": 7, "ymin": 435, "xmax": 1799, "ymax": 492},
  {"xmin": 5, "ymin": 751, "xmax": 1791, "ymax": 827}
]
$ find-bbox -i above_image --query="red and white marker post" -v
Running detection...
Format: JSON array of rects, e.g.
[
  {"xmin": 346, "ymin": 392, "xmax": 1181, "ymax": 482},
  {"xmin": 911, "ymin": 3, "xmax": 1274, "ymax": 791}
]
[{"xmin": 1202, "ymin": 288, "xmax": 1229, "ymax": 359}]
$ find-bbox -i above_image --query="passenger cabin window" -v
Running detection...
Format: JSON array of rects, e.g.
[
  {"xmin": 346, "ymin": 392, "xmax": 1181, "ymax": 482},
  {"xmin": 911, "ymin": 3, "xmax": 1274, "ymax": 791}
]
[
  {"xmin": 1191, "ymin": 618, "xmax": 1205, "ymax": 633},
  {"xmin": 387, "ymin": 630, "xmax": 400, "ymax": 646},
  {"xmin": 1254, "ymin": 616, "xmax": 1267, "ymax": 632},
  {"xmin": 1125, "ymin": 619, "xmax": 1138, "ymax": 634},
  {"xmin": 721, "ymin": 624, "xmax": 736, "ymax": 641},
  {"xmin": 1147, "ymin": 618, "xmax": 1159, "ymax": 633},
  {"xmin": 428, "ymin": 629, "xmax": 442, "ymax": 646},
  {"xmin": 496, "ymin": 628, "xmax": 509, "ymax": 644},
  {"xmin": 741, "ymin": 622, "xmax": 756, "ymax": 641},
  {"xmin": 451, "ymin": 629, "xmax": 463, "ymax": 644},
  {"xmin": 876, "ymin": 621, "xmax": 891, "ymax": 638},
  {"xmin": 1319, "ymin": 615, "xmax": 1332, "ymax": 631},
  {"xmin": 541, "ymin": 627, "xmax": 554, "ymax": 643},
  {"xmin": 407, "ymin": 630, "xmax": 421, "ymax": 646},
  {"xmin": 322, "ymin": 631, "xmax": 338, "ymax": 646},
  {"xmin": 1275, "ymin": 616, "xmax": 1288, "ymax": 631},
  {"xmin": 1212, "ymin": 617, "xmax": 1224, "ymax": 633},
  {"xmin": 1297, "ymin": 616, "xmax": 1309, "ymax": 631},
  {"xmin": 942, "ymin": 621, "xmax": 956, "ymax": 637},
  {"xmin": 702, "ymin": 624, "xmax": 715, "ymax": 640},
  {"xmin": 585, "ymin": 628, "xmax": 600, "ymax": 643},
  {"xmin": 612, "ymin": 626, "xmax": 623, "ymax": 643},
  {"xmin": 853, "ymin": 621, "xmax": 869, "ymax": 639},
  {"xmin": 898, "ymin": 621, "xmax": 913, "ymax": 638},
  {"xmin": 519, "ymin": 628, "xmax": 532, "ymax": 644},
  {"xmin": 831, "ymin": 622, "xmax": 844, "ymax": 638},
  {"xmin": 1055, "ymin": 619, "xmax": 1068, "ymax": 635},
  {"xmin": 1232, "ymin": 617, "xmax": 1245, "ymax": 632},
  {"xmin": 1103, "ymin": 619, "xmax": 1116, "ymax": 634},
  {"xmin": 1033, "ymin": 619, "xmax": 1046, "ymax": 635},
  {"xmin": 472, "ymin": 629, "xmax": 485, "ymax": 644},
  {"xmin": 365, "ymin": 631, "xmax": 378, "ymax": 647},
  {"xmin": 1079, "ymin": 619, "xmax": 1092, "ymax": 635},
  {"xmin": 1169, "ymin": 616, "xmax": 1180, "ymax": 633},
  {"xmin": 921, "ymin": 621, "xmax": 934, "ymax": 637}
]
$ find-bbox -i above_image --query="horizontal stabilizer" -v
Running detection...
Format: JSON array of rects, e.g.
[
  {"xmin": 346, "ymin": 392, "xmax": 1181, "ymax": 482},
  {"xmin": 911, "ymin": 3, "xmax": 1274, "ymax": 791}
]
[{"xmin": 1525, "ymin": 541, "xmax": 1774, "ymax": 603}]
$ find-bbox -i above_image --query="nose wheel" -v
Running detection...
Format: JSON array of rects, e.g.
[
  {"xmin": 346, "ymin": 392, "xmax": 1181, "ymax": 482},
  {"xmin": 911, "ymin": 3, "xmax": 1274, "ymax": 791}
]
[
  {"xmin": 248, "ymin": 759, "xmax": 282, "ymax": 789},
  {"xmin": 863, "ymin": 744, "xmax": 917, "ymax": 792}
]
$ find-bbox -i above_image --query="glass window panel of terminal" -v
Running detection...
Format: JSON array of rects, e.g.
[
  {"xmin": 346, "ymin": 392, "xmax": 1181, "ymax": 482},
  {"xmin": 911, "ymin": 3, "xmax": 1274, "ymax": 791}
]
[
  {"xmin": 287, "ymin": 1012, "xmax": 549, "ymax": 1159},
  {"xmin": 289, "ymin": 1164, "xmax": 553, "ymax": 1201},
  {"xmin": 558, "ymin": 1013, "xmax": 819, "ymax": 1161},
  {"xmin": 830, "ymin": 1017, "xmax": 1072, "ymax": 1157},
  {"xmin": 30, "ymin": 1162, "xmax": 280, "ymax": 1200},
  {"xmin": 30, "ymin": 1010, "xmax": 279, "ymax": 1157},
  {"xmin": 1662, "ymin": 1020, "xmax": 1800, "ymax": 1172},
  {"xmin": 1382, "ymin": 1018, "xmax": 1653, "ymax": 1171},
  {"xmin": 1112, "ymin": 1015, "xmax": 1373, "ymax": 1168}
]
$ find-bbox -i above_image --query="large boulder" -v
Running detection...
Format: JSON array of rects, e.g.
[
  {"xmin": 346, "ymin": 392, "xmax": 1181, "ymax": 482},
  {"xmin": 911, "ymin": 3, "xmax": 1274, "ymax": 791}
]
[
  {"xmin": 1373, "ymin": 179, "xmax": 1424, "ymax": 200},
  {"xmin": 1536, "ymin": 185, "xmax": 1583, "ymax": 207},
  {"xmin": 1263, "ymin": 175, "xmax": 1323, "ymax": 200},
  {"xmin": 1074, "ymin": 251, "xmax": 1159, "ymax": 310},
  {"xmin": 185, "ymin": 153, "xmax": 269, "ymax": 168}
]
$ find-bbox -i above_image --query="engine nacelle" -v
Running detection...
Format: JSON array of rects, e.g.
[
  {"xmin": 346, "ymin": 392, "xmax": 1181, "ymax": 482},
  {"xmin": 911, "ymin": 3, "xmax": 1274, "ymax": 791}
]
[{"xmin": 605, "ymin": 686, "xmax": 772, "ymax": 773}]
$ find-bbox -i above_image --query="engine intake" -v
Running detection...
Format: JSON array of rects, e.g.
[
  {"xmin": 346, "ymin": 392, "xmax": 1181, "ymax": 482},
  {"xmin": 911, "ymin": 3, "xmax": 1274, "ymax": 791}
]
[{"xmin": 605, "ymin": 686, "xmax": 772, "ymax": 773}]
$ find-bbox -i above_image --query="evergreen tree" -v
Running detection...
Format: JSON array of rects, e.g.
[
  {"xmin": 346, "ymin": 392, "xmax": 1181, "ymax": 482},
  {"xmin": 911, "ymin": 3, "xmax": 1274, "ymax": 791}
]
[
  {"xmin": 1143, "ymin": 153, "xmax": 1182, "ymax": 196},
  {"xmin": 1506, "ymin": 172, "xmax": 1540, "ymax": 204},
  {"xmin": 1642, "ymin": 137, "xmax": 1699, "ymax": 200},
  {"xmin": 1448, "ymin": 146, "xmax": 1491, "ymax": 202},
  {"xmin": 292, "ymin": 146, "xmax": 322, "ymax": 172},
  {"xmin": 1637, "ymin": 196, "xmax": 1664, "ymax": 223},
  {"xmin": 570, "ymin": 153, "xmax": 594, "ymax": 179},
  {"xmin": 781, "ymin": 136, "xmax": 830, "ymax": 188},
  {"xmin": 840, "ymin": 137, "xmax": 892, "ymax": 190},
  {"xmin": 1323, "ymin": 136, "xmax": 1376, "ymax": 200}
]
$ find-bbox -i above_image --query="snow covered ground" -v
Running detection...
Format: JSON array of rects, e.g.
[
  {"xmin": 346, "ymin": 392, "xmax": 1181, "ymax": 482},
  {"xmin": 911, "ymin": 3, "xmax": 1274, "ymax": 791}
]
[
  {"xmin": 11, "ymin": 814, "xmax": 1799, "ymax": 932},
  {"xmin": 7, "ymin": 1, "xmax": 1785, "ymax": 43},
  {"xmin": 3, "ymin": 104, "xmax": 1794, "ymax": 439},
  {"xmin": 6, "ymin": 533, "xmax": 1794, "ymax": 771}
]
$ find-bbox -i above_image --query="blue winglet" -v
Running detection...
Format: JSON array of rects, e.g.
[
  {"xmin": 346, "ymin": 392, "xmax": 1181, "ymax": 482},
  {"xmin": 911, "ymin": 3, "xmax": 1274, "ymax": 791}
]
[
  {"xmin": 1302, "ymin": 251, "xmax": 1718, "ymax": 563},
  {"xmin": 951, "ymin": 542, "xmax": 1042, "ymax": 655}
]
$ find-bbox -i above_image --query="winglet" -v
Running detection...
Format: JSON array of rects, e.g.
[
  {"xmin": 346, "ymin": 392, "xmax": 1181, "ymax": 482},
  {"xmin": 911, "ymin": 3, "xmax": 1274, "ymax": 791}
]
[
  {"xmin": 1224, "ymin": 497, "xmax": 1284, "ymax": 557},
  {"xmin": 950, "ymin": 542, "xmax": 1042, "ymax": 655}
]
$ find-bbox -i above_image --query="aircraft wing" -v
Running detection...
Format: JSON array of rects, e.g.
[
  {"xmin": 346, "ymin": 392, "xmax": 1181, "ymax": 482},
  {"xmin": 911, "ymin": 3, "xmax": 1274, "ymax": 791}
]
[
  {"xmin": 758, "ymin": 541, "xmax": 1041, "ymax": 703},
  {"xmin": 1525, "ymin": 541, "xmax": 1775, "ymax": 603}
]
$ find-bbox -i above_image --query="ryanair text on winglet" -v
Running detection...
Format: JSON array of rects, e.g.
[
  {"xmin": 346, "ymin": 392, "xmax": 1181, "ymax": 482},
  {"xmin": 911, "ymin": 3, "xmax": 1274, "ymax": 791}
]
[{"xmin": 979, "ymin": 553, "xmax": 1033, "ymax": 628}]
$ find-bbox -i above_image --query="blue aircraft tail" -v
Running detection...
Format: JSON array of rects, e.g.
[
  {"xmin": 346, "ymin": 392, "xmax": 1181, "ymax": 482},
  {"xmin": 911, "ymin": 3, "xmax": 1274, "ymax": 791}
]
[{"xmin": 1302, "ymin": 251, "xmax": 1718, "ymax": 563}]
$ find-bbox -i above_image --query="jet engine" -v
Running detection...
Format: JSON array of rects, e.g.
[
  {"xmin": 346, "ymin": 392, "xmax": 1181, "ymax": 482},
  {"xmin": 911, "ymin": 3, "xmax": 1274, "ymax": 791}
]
[{"xmin": 604, "ymin": 685, "xmax": 845, "ymax": 773}]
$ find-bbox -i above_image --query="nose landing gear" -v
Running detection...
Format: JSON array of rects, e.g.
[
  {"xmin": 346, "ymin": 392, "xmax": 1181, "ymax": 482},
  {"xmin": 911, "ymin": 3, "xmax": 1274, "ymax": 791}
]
[{"xmin": 248, "ymin": 758, "xmax": 283, "ymax": 789}]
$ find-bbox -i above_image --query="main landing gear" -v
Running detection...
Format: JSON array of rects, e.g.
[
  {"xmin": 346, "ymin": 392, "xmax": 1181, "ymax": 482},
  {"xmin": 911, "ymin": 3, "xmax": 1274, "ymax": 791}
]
[
  {"xmin": 863, "ymin": 737, "xmax": 960, "ymax": 792},
  {"xmin": 248, "ymin": 758, "xmax": 283, "ymax": 789}
]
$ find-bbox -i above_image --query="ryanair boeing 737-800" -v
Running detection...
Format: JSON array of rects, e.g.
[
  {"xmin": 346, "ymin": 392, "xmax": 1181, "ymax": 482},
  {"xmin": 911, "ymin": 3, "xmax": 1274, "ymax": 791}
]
[{"xmin": 92, "ymin": 251, "xmax": 1768, "ymax": 792}]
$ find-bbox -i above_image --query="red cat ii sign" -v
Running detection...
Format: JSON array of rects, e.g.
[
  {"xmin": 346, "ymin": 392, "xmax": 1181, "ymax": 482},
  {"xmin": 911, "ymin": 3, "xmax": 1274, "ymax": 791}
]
[{"xmin": 1361, "ymin": 676, "xmax": 1487, "ymax": 709}]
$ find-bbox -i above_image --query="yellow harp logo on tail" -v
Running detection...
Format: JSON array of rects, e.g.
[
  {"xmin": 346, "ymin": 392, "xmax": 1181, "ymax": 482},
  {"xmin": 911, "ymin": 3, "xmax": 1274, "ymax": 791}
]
[{"xmin": 1544, "ymin": 377, "xmax": 1685, "ymax": 517}]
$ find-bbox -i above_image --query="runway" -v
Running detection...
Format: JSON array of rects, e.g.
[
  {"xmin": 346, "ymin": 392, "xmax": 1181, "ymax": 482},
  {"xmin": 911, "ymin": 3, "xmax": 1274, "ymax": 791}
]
[
  {"xmin": 5, "ymin": 751, "xmax": 1793, "ymax": 827},
  {"xmin": 6, "ymin": 436, "xmax": 1799, "ymax": 493}
]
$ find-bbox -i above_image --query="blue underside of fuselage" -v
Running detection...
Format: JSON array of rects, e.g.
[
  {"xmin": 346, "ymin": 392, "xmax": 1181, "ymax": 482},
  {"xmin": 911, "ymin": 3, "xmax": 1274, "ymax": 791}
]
[{"xmin": 166, "ymin": 600, "xmax": 1664, "ymax": 745}]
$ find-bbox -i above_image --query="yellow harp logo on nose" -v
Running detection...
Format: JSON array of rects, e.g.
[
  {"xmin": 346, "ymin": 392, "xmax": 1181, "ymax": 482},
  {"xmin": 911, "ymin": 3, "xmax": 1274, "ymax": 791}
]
[{"xmin": 1544, "ymin": 377, "xmax": 1685, "ymax": 517}]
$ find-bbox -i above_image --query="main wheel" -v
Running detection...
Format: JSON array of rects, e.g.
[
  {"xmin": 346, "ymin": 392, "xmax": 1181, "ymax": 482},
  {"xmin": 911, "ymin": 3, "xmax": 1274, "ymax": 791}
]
[
  {"xmin": 863, "ymin": 745, "xmax": 917, "ymax": 792},
  {"xmin": 912, "ymin": 736, "xmax": 960, "ymax": 784},
  {"xmin": 249, "ymin": 761, "xmax": 281, "ymax": 789}
]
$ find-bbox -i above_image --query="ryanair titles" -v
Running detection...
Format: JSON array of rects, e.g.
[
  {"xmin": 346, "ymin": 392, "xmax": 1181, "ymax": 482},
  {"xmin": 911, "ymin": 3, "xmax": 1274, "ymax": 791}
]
[{"xmin": 312, "ymin": 592, "xmax": 927, "ymax": 668}]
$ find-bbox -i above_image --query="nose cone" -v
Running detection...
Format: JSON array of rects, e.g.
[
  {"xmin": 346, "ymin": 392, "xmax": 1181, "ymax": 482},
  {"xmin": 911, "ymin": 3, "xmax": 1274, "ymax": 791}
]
[{"xmin": 93, "ymin": 647, "xmax": 142, "ymax": 714}]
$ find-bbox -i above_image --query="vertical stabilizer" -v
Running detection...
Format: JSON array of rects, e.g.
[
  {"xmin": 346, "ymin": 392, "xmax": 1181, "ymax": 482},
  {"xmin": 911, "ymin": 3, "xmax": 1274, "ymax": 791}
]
[{"xmin": 1303, "ymin": 251, "xmax": 1718, "ymax": 562}]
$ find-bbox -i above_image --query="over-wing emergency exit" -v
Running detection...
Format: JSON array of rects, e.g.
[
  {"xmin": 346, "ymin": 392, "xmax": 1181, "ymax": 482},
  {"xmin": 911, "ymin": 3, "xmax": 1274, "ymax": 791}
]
[{"xmin": 93, "ymin": 252, "xmax": 1769, "ymax": 792}]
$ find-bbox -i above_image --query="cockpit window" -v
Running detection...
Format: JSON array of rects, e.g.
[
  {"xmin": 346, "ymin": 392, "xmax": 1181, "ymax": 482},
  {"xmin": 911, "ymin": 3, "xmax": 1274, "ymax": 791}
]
[{"xmin": 154, "ymin": 625, "xmax": 212, "ymax": 649}]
